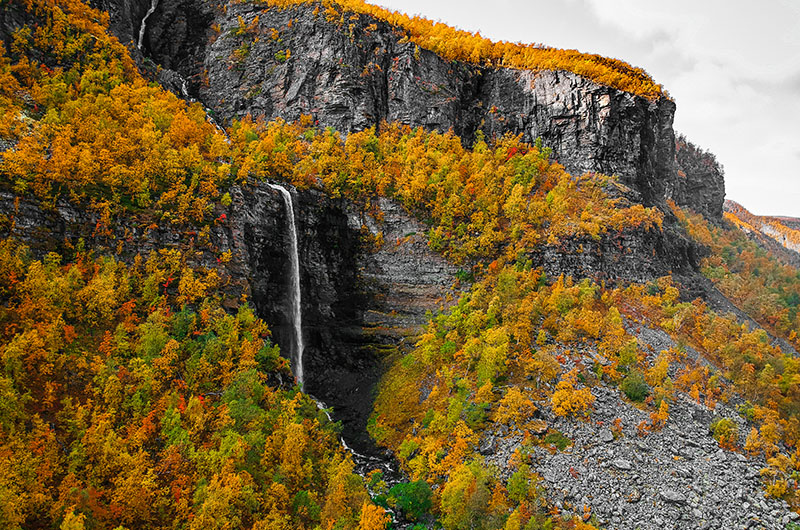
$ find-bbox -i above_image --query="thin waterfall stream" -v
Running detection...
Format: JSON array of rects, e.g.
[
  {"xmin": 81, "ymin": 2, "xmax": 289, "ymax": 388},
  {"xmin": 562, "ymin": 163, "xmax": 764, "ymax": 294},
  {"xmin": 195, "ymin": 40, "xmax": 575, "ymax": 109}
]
[
  {"xmin": 267, "ymin": 183, "xmax": 304, "ymax": 386},
  {"xmin": 137, "ymin": 0, "xmax": 159, "ymax": 50}
]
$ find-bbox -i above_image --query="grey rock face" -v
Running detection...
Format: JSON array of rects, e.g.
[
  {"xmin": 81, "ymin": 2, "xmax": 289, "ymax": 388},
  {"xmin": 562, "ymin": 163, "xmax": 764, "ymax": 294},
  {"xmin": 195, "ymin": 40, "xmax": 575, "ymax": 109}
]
[
  {"xmin": 2, "ymin": 0, "xmax": 727, "ymax": 225},
  {"xmin": 80, "ymin": 0, "xmax": 731, "ymax": 225},
  {"xmin": 91, "ymin": 0, "xmax": 699, "ymax": 214},
  {"xmin": 197, "ymin": 3, "xmax": 677, "ymax": 208},
  {"xmin": 230, "ymin": 186, "xmax": 461, "ymax": 455},
  {"xmin": 527, "ymin": 223, "xmax": 704, "ymax": 284},
  {"xmin": 670, "ymin": 134, "xmax": 726, "ymax": 221}
]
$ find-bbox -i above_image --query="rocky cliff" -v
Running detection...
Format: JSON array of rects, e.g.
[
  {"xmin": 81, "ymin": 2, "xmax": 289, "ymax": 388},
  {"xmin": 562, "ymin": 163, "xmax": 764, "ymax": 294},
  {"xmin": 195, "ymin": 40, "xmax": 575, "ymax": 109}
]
[
  {"xmin": 82, "ymin": 0, "xmax": 738, "ymax": 224},
  {"xmin": 0, "ymin": 183, "xmax": 460, "ymax": 453},
  {"xmin": 194, "ymin": 2, "xmax": 677, "ymax": 208},
  {"xmin": 670, "ymin": 134, "xmax": 726, "ymax": 221},
  {"xmin": 0, "ymin": 0, "xmax": 719, "ymax": 223},
  {"xmin": 231, "ymin": 187, "xmax": 461, "ymax": 452},
  {"xmin": 89, "ymin": 0, "xmax": 692, "ymax": 212}
]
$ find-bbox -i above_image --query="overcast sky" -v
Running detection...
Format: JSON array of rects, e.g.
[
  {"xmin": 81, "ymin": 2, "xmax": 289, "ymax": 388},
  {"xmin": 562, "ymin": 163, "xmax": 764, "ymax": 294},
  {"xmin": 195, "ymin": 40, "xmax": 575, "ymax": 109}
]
[{"xmin": 375, "ymin": 0, "xmax": 800, "ymax": 217}]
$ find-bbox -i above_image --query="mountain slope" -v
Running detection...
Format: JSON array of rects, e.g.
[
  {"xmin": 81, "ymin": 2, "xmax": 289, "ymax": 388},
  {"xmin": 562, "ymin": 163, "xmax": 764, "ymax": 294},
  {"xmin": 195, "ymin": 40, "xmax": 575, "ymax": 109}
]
[
  {"xmin": 1, "ymin": 0, "xmax": 800, "ymax": 529},
  {"xmin": 725, "ymin": 199, "xmax": 800, "ymax": 267}
]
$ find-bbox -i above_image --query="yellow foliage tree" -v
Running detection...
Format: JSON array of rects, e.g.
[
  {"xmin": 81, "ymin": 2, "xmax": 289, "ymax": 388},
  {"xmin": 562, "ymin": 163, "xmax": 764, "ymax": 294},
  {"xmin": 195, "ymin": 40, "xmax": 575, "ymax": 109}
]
[
  {"xmin": 357, "ymin": 502, "xmax": 389, "ymax": 530},
  {"xmin": 551, "ymin": 369, "xmax": 594, "ymax": 418}
]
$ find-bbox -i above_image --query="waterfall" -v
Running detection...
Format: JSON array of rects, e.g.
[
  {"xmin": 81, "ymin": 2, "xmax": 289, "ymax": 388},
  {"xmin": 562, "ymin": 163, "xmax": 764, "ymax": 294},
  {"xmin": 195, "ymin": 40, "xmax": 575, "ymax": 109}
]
[
  {"xmin": 267, "ymin": 183, "xmax": 304, "ymax": 386},
  {"xmin": 137, "ymin": 0, "xmax": 159, "ymax": 50},
  {"xmin": 206, "ymin": 111, "xmax": 230, "ymax": 142},
  {"xmin": 268, "ymin": 184, "xmax": 403, "ymax": 503}
]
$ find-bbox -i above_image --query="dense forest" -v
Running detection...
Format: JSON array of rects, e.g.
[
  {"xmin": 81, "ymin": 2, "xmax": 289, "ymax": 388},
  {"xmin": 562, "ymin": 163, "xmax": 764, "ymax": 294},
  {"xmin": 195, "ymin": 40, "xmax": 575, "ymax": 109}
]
[{"xmin": 1, "ymin": 0, "xmax": 799, "ymax": 528}]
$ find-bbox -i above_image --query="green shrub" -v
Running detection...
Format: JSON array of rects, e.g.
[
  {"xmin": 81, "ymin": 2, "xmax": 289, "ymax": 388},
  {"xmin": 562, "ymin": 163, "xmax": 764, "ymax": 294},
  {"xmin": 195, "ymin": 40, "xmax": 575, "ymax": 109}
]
[
  {"xmin": 388, "ymin": 480, "xmax": 433, "ymax": 522},
  {"xmin": 464, "ymin": 402, "xmax": 490, "ymax": 429},
  {"xmin": 455, "ymin": 268, "xmax": 474, "ymax": 283},
  {"xmin": 620, "ymin": 371, "xmax": 650, "ymax": 402},
  {"xmin": 542, "ymin": 430, "xmax": 572, "ymax": 450},
  {"xmin": 710, "ymin": 417, "xmax": 738, "ymax": 449}
]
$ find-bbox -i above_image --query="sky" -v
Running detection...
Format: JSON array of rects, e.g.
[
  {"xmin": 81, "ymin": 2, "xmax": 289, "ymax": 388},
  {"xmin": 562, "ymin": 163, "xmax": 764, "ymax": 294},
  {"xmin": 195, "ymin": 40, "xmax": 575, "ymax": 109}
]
[{"xmin": 374, "ymin": 0, "xmax": 800, "ymax": 217}]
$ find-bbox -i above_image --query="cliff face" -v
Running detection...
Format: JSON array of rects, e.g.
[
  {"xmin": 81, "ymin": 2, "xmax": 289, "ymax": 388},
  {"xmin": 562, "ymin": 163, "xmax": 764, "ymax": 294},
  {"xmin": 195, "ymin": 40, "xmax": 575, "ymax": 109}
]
[
  {"xmin": 199, "ymin": 3, "xmax": 678, "ymax": 208},
  {"xmin": 670, "ymin": 135, "xmax": 726, "ymax": 221},
  {"xmin": 80, "ymin": 0, "xmax": 735, "ymax": 222},
  {"xmin": 90, "ymin": 0, "xmax": 685, "ymax": 211},
  {"xmin": 229, "ymin": 185, "xmax": 455, "ymax": 452}
]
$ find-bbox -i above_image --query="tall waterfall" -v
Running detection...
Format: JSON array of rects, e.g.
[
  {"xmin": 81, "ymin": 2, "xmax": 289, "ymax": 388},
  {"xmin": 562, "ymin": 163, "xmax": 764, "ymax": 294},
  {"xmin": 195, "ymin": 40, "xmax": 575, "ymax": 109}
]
[
  {"xmin": 137, "ymin": 0, "xmax": 159, "ymax": 50},
  {"xmin": 267, "ymin": 183, "xmax": 304, "ymax": 386}
]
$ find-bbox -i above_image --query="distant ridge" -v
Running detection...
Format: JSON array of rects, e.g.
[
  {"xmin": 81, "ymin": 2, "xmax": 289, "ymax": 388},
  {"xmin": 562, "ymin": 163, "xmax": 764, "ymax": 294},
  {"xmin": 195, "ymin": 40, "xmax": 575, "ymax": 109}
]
[{"xmin": 724, "ymin": 199, "xmax": 800, "ymax": 259}]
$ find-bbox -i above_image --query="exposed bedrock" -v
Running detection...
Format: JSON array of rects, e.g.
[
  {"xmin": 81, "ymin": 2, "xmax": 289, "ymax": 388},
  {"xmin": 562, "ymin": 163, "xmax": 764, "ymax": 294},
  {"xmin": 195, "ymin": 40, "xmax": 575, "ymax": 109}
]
[
  {"xmin": 197, "ymin": 3, "xmax": 678, "ymax": 209},
  {"xmin": 87, "ymin": 0, "xmax": 730, "ymax": 217},
  {"xmin": 233, "ymin": 188, "xmax": 460, "ymax": 454}
]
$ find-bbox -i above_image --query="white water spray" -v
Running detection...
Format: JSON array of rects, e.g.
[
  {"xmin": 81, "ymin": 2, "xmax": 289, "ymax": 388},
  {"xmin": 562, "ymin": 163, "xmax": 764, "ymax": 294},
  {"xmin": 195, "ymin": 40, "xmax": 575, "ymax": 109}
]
[
  {"xmin": 206, "ymin": 111, "xmax": 230, "ymax": 141},
  {"xmin": 267, "ymin": 183, "xmax": 304, "ymax": 386},
  {"xmin": 137, "ymin": 0, "xmax": 159, "ymax": 50}
]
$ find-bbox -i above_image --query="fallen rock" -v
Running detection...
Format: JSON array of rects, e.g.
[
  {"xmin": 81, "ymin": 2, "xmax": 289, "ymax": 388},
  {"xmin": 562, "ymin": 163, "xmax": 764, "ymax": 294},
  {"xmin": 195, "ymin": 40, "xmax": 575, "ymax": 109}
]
[
  {"xmin": 660, "ymin": 490, "xmax": 687, "ymax": 504},
  {"xmin": 613, "ymin": 458, "xmax": 633, "ymax": 471},
  {"xmin": 479, "ymin": 436, "xmax": 496, "ymax": 455},
  {"xmin": 600, "ymin": 428, "xmax": 614, "ymax": 443}
]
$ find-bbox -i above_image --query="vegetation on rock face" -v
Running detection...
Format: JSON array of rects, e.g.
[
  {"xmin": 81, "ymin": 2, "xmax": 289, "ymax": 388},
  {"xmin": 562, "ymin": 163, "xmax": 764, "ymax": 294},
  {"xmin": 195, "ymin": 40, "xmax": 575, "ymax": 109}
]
[
  {"xmin": 365, "ymin": 197, "xmax": 800, "ymax": 522},
  {"xmin": 0, "ymin": 239, "xmax": 377, "ymax": 529},
  {"xmin": 0, "ymin": 0, "xmax": 229, "ymax": 223},
  {"xmin": 2, "ymin": 0, "xmax": 800, "ymax": 527},
  {"xmin": 255, "ymin": 0, "xmax": 666, "ymax": 100},
  {"xmin": 668, "ymin": 202, "xmax": 800, "ymax": 502},
  {"xmin": 228, "ymin": 117, "xmax": 663, "ymax": 265}
]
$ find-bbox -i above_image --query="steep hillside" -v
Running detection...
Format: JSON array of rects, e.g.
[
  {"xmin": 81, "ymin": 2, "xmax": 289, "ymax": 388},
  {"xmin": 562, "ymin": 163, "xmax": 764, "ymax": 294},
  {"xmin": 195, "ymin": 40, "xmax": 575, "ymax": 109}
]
[
  {"xmin": 1, "ymin": 0, "xmax": 800, "ymax": 529},
  {"xmin": 725, "ymin": 200, "xmax": 800, "ymax": 265}
]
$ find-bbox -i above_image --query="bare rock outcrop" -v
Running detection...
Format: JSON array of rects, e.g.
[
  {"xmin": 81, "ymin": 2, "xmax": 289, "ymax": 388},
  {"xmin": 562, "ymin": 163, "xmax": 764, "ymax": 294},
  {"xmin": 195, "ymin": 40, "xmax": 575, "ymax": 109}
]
[
  {"xmin": 198, "ymin": 3, "xmax": 677, "ymax": 208},
  {"xmin": 670, "ymin": 134, "xmax": 726, "ymax": 221}
]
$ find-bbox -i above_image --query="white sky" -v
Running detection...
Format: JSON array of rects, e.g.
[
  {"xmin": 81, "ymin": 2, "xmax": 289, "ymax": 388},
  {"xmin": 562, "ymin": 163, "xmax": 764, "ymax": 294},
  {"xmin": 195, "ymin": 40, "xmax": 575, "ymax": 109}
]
[{"xmin": 375, "ymin": 0, "xmax": 800, "ymax": 217}]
